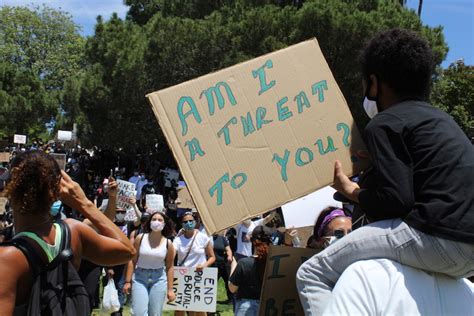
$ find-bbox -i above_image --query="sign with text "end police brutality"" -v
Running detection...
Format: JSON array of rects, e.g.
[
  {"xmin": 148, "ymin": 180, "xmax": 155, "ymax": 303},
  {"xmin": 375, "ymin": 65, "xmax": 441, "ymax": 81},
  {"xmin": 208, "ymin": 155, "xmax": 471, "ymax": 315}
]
[
  {"xmin": 147, "ymin": 38, "xmax": 367, "ymax": 233},
  {"xmin": 164, "ymin": 267, "xmax": 218, "ymax": 313}
]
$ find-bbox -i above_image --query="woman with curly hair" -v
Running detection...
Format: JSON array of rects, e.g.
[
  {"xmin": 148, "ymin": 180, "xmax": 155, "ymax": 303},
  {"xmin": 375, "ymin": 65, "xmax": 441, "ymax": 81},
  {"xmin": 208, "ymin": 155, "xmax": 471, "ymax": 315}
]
[
  {"xmin": 123, "ymin": 211, "xmax": 176, "ymax": 316},
  {"xmin": 0, "ymin": 151, "xmax": 136, "ymax": 314}
]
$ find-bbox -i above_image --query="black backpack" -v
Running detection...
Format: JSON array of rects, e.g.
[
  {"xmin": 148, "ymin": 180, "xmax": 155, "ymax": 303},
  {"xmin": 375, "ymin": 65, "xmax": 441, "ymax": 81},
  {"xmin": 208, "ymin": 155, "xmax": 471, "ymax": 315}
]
[{"xmin": 2, "ymin": 221, "xmax": 90, "ymax": 315}]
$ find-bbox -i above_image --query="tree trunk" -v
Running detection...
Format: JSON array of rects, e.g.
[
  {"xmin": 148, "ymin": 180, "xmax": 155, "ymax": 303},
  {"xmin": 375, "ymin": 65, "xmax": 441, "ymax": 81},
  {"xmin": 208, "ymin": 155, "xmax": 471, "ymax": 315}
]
[{"xmin": 418, "ymin": 0, "xmax": 423, "ymax": 17}]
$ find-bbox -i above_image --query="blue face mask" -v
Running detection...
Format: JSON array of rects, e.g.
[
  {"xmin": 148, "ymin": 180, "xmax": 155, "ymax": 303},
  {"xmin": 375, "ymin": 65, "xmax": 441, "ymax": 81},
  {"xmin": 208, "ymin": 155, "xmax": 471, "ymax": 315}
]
[
  {"xmin": 50, "ymin": 201, "xmax": 62, "ymax": 217},
  {"xmin": 183, "ymin": 220, "xmax": 196, "ymax": 231}
]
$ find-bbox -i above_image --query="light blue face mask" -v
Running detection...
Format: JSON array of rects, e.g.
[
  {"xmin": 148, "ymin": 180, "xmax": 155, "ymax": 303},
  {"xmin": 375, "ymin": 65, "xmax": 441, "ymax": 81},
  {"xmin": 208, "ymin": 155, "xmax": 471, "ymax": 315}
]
[
  {"xmin": 50, "ymin": 201, "xmax": 62, "ymax": 217},
  {"xmin": 183, "ymin": 220, "xmax": 196, "ymax": 231}
]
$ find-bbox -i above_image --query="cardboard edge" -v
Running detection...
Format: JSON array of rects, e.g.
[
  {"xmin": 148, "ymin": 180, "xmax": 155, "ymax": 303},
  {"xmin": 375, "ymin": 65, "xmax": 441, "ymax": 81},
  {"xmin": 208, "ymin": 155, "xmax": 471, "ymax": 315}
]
[
  {"xmin": 309, "ymin": 38, "xmax": 369, "ymax": 178},
  {"xmin": 145, "ymin": 38, "xmax": 319, "ymax": 98}
]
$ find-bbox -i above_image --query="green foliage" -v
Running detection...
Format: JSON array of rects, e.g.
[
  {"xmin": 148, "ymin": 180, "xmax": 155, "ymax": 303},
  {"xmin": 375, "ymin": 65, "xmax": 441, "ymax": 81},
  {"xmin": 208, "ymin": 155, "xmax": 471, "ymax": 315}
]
[
  {"xmin": 431, "ymin": 61, "xmax": 474, "ymax": 137},
  {"xmin": 0, "ymin": 5, "xmax": 85, "ymax": 90},
  {"xmin": 0, "ymin": 62, "xmax": 55, "ymax": 138},
  {"xmin": 70, "ymin": 0, "xmax": 448, "ymax": 151},
  {"xmin": 0, "ymin": 5, "xmax": 85, "ymax": 138}
]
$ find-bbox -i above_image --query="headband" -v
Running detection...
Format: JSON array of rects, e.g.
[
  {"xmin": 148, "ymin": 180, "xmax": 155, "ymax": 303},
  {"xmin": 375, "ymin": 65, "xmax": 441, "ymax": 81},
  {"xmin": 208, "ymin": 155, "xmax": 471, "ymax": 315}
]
[{"xmin": 317, "ymin": 209, "xmax": 349, "ymax": 237}]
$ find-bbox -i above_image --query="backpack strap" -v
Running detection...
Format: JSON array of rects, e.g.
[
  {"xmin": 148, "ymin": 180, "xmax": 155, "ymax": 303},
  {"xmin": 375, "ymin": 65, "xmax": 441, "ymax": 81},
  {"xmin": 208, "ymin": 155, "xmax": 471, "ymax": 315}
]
[
  {"xmin": 45, "ymin": 221, "xmax": 72, "ymax": 311},
  {"xmin": 1, "ymin": 238, "xmax": 44, "ymax": 275}
]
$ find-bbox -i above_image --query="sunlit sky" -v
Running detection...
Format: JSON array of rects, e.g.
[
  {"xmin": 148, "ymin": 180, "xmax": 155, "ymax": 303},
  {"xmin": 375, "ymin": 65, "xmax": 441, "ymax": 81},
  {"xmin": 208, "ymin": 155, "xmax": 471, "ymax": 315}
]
[{"xmin": 1, "ymin": 0, "xmax": 473, "ymax": 66}]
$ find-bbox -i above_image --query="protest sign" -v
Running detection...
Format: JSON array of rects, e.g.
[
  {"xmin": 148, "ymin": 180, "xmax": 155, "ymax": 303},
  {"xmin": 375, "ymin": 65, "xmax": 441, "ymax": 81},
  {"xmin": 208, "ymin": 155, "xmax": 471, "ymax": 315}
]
[
  {"xmin": 146, "ymin": 194, "xmax": 164, "ymax": 212},
  {"xmin": 0, "ymin": 197, "xmax": 7, "ymax": 215},
  {"xmin": 259, "ymin": 245, "xmax": 319, "ymax": 316},
  {"xmin": 13, "ymin": 134, "xmax": 26, "ymax": 144},
  {"xmin": 164, "ymin": 267, "xmax": 218, "ymax": 312},
  {"xmin": 282, "ymin": 186, "xmax": 342, "ymax": 228},
  {"xmin": 147, "ymin": 38, "xmax": 368, "ymax": 233},
  {"xmin": 0, "ymin": 152, "xmax": 10, "ymax": 163},
  {"xmin": 177, "ymin": 185, "xmax": 196, "ymax": 209},
  {"xmin": 57, "ymin": 130, "xmax": 73, "ymax": 141},
  {"xmin": 50, "ymin": 153, "xmax": 67, "ymax": 170},
  {"xmin": 116, "ymin": 180, "xmax": 136, "ymax": 210}
]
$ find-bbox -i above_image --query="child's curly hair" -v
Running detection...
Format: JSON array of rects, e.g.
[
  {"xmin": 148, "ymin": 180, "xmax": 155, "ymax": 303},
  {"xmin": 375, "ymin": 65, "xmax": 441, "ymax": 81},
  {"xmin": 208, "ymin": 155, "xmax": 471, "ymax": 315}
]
[{"xmin": 5, "ymin": 151, "xmax": 61, "ymax": 214}]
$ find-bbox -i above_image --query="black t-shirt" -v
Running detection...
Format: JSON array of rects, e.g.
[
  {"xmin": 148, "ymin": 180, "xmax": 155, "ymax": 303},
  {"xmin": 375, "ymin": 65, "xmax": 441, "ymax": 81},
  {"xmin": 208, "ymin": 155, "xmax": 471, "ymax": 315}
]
[
  {"xmin": 212, "ymin": 235, "xmax": 229, "ymax": 265},
  {"xmin": 229, "ymin": 257, "xmax": 262, "ymax": 300},
  {"xmin": 359, "ymin": 101, "xmax": 474, "ymax": 242}
]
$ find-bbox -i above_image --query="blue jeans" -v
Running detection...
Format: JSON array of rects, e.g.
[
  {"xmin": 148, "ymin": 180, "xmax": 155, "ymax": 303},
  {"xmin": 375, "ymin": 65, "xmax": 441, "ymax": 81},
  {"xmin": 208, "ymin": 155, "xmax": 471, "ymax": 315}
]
[
  {"xmin": 131, "ymin": 267, "xmax": 167, "ymax": 316},
  {"xmin": 235, "ymin": 299, "xmax": 259, "ymax": 316},
  {"xmin": 296, "ymin": 218, "xmax": 474, "ymax": 315}
]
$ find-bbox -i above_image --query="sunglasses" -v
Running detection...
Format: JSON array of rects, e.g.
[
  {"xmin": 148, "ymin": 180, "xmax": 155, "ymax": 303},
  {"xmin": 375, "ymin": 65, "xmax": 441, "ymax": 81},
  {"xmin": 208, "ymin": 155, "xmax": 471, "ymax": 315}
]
[
  {"xmin": 182, "ymin": 220, "xmax": 194, "ymax": 224},
  {"xmin": 333, "ymin": 229, "xmax": 352, "ymax": 239}
]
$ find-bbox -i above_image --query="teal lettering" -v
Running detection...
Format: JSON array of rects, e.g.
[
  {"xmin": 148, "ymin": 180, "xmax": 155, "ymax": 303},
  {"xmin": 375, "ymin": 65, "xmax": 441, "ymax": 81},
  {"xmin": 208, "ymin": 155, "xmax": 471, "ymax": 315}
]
[
  {"xmin": 240, "ymin": 112, "xmax": 256, "ymax": 136},
  {"xmin": 294, "ymin": 91, "xmax": 311, "ymax": 114},
  {"xmin": 252, "ymin": 59, "xmax": 276, "ymax": 95},
  {"xmin": 282, "ymin": 299, "xmax": 296, "ymax": 316},
  {"xmin": 268, "ymin": 254, "xmax": 290, "ymax": 279},
  {"xmin": 177, "ymin": 96, "xmax": 202, "ymax": 136},
  {"xmin": 209, "ymin": 173, "xmax": 230, "ymax": 206},
  {"xmin": 264, "ymin": 298, "xmax": 278, "ymax": 316},
  {"xmin": 231, "ymin": 173, "xmax": 247, "ymax": 189},
  {"xmin": 272, "ymin": 149, "xmax": 290, "ymax": 182},
  {"xmin": 217, "ymin": 117, "xmax": 238, "ymax": 145},
  {"xmin": 199, "ymin": 81, "xmax": 237, "ymax": 115},
  {"xmin": 184, "ymin": 138, "xmax": 205, "ymax": 161},
  {"xmin": 336, "ymin": 122, "xmax": 350, "ymax": 147},
  {"xmin": 295, "ymin": 147, "xmax": 314, "ymax": 166},
  {"xmin": 256, "ymin": 107, "xmax": 273, "ymax": 130},
  {"xmin": 311, "ymin": 80, "xmax": 328, "ymax": 102},
  {"xmin": 315, "ymin": 136, "xmax": 337, "ymax": 155},
  {"xmin": 277, "ymin": 96, "xmax": 292, "ymax": 121},
  {"xmin": 301, "ymin": 256, "xmax": 310, "ymax": 264}
]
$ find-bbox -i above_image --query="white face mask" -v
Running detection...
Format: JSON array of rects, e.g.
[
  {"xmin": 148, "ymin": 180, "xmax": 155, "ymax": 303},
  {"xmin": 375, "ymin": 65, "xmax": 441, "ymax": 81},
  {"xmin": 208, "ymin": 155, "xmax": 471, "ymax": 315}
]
[
  {"xmin": 115, "ymin": 213, "xmax": 125, "ymax": 222},
  {"xmin": 323, "ymin": 236, "xmax": 338, "ymax": 248},
  {"xmin": 363, "ymin": 97, "xmax": 378, "ymax": 119},
  {"xmin": 150, "ymin": 221, "xmax": 164, "ymax": 232}
]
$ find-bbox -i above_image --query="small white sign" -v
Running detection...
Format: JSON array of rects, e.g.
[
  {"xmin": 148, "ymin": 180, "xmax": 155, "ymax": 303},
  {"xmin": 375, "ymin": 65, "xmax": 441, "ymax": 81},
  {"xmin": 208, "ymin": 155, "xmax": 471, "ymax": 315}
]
[
  {"xmin": 13, "ymin": 134, "xmax": 27, "ymax": 144},
  {"xmin": 146, "ymin": 194, "xmax": 164, "ymax": 212},
  {"xmin": 116, "ymin": 180, "xmax": 136, "ymax": 210},
  {"xmin": 57, "ymin": 130, "xmax": 73, "ymax": 141},
  {"xmin": 164, "ymin": 267, "xmax": 218, "ymax": 312},
  {"xmin": 282, "ymin": 186, "xmax": 342, "ymax": 228},
  {"xmin": 0, "ymin": 197, "xmax": 7, "ymax": 215}
]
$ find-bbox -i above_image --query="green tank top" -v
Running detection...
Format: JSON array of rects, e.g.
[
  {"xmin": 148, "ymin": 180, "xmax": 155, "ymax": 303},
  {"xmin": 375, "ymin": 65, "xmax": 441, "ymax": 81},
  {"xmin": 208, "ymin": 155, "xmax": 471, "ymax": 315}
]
[{"xmin": 16, "ymin": 223, "xmax": 63, "ymax": 263}]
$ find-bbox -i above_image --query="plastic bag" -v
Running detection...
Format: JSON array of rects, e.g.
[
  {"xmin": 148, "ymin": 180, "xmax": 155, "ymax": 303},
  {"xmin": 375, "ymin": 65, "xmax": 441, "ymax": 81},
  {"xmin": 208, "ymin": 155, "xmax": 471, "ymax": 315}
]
[{"xmin": 102, "ymin": 278, "xmax": 121, "ymax": 313}]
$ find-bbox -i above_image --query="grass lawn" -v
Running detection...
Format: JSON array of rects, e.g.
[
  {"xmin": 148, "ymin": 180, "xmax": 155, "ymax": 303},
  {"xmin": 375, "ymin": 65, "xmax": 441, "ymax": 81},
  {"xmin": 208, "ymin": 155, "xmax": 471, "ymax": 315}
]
[{"xmin": 93, "ymin": 278, "xmax": 234, "ymax": 315}]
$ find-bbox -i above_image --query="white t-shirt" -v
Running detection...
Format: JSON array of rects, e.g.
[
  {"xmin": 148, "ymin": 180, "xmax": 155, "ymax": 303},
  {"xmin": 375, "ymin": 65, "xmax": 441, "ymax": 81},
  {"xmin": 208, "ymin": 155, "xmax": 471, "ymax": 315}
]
[
  {"xmin": 323, "ymin": 259, "xmax": 474, "ymax": 315},
  {"xmin": 173, "ymin": 231, "xmax": 210, "ymax": 267},
  {"xmin": 136, "ymin": 234, "xmax": 167, "ymax": 270},
  {"xmin": 235, "ymin": 221, "xmax": 258, "ymax": 257}
]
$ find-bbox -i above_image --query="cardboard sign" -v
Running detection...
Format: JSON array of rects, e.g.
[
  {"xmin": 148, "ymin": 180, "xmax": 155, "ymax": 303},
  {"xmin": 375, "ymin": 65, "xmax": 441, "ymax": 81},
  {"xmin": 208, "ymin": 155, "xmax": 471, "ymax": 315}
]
[
  {"xmin": 164, "ymin": 267, "xmax": 218, "ymax": 312},
  {"xmin": 177, "ymin": 185, "xmax": 196, "ymax": 209},
  {"xmin": 282, "ymin": 186, "xmax": 342, "ymax": 228},
  {"xmin": 0, "ymin": 152, "xmax": 10, "ymax": 163},
  {"xmin": 57, "ymin": 130, "xmax": 73, "ymax": 141},
  {"xmin": 259, "ymin": 245, "xmax": 319, "ymax": 316},
  {"xmin": 50, "ymin": 153, "xmax": 67, "ymax": 170},
  {"xmin": 13, "ymin": 134, "xmax": 26, "ymax": 144},
  {"xmin": 0, "ymin": 197, "xmax": 7, "ymax": 215},
  {"xmin": 147, "ymin": 39, "xmax": 367, "ymax": 233},
  {"xmin": 116, "ymin": 180, "xmax": 136, "ymax": 210},
  {"xmin": 146, "ymin": 194, "xmax": 164, "ymax": 212}
]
